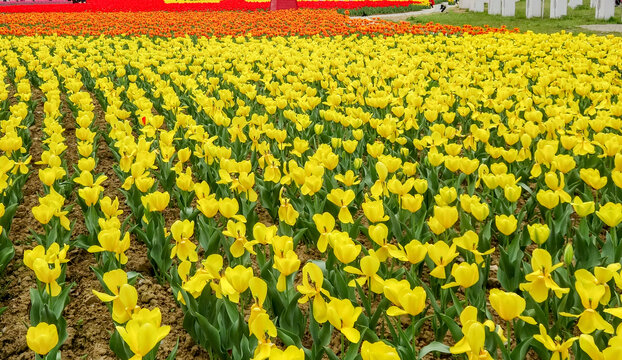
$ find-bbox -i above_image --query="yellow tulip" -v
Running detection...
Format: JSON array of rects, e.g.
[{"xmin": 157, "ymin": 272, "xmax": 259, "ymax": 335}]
[
  {"xmin": 527, "ymin": 223, "xmax": 550, "ymax": 245},
  {"xmin": 140, "ymin": 191, "xmax": 169, "ymax": 212},
  {"xmin": 360, "ymin": 341, "xmax": 400, "ymax": 360},
  {"xmin": 536, "ymin": 189, "xmax": 559, "ymax": 209},
  {"xmin": 331, "ymin": 231, "xmax": 361, "ymax": 264},
  {"xmin": 26, "ymin": 322, "xmax": 58, "ymax": 356},
  {"xmin": 560, "ymin": 280, "xmax": 613, "ymax": 334},
  {"xmin": 571, "ymin": 196, "xmax": 595, "ymax": 217},
  {"xmin": 273, "ymin": 250, "xmax": 300, "ymax": 292},
  {"xmin": 442, "ymin": 262, "xmax": 479, "ymax": 289},
  {"xmin": 33, "ymin": 258, "xmax": 62, "ymax": 296},
  {"xmin": 489, "ymin": 289, "xmax": 536, "ymax": 324},
  {"xmin": 220, "ymin": 265, "xmax": 253, "ymax": 303},
  {"xmin": 88, "ymin": 228, "xmax": 131, "ymax": 264},
  {"xmin": 533, "ymin": 324, "xmax": 576, "ymax": 360},
  {"xmin": 297, "ymin": 262, "xmax": 329, "ymax": 323},
  {"xmin": 504, "ymin": 184, "xmax": 521, "ymax": 202},
  {"xmin": 385, "ymin": 283, "xmax": 426, "ymax": 317},
  {"xmin": 427, "ymin": 206, "xmax": 458, "ymax": 235},
  {"xmin": 389, "ymin": 239, "xmax": 427, "ymax": 265},
  {"xmin": 170, "ymin": 219, "xmax": 197, "ymax": 262},
  {"xmin": 427, "ymin": 241, "xmax": 458, "ymax": 279},
  {"xmin": 344, "ymin": 255, "xmax": 384, "ymax": 294},
  {"xmin": 361, "ymin": 198, "xmax": 389, "ymax": 223},
  {"xmin": 267, "ymin": 346, "xmax": 305, "ymax": 360},
  {"xmin": 116, "ymin": 309, "xmax": 170, "ymax": 360},
  {"xmin": 580, "ymin": 168, "xmax": 607, "ymax": 190},
  {"xmin": 495, "ymin": 214, "xmax": 517, "ymax": 236},
  {"xmin": 326, "ymin": 298, "xmax": 362, "ymax": 343},
  {"xmin": 452, "ymin": 231, "xmax": 494, "ymax": 264},
  {"xmin": 596, "ymin": 202, "xmax": 622, "ymax": 227},
  {"xmin": 520, "ymin": 249, "xmax": 569, "ymax": 303},
  {"xmin": 326, "ymin": 188, "xmax": 355, "ymax": 224}
]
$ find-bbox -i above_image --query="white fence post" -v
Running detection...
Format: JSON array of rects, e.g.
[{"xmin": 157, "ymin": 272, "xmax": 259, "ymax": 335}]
[
  {"xmin": 550, "ymin": 0, "xmax": 568, "ymax": 18},
  {"xmin": 501, "ymin": 0, "xmax": 515, "ymax": 15},
  {"xmin": 595, "ymin": 0, "xmax": 615, "ymax": 19},
  {"xmin": 489, "ymin": 0, "xmax": 502, "ymax": 14},
  {"xmin": 526, "ymin": 0, "xmax": 542, "ymax": 17},
  {"xmin": 473, "ymin": 0, "xmax": 485, "ymax": 11}
]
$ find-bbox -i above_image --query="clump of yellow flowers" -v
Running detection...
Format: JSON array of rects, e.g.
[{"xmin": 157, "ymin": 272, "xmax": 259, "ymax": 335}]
[{"xmin": 6, "ymin": 29, "xmax": 622, "ymax": 360}]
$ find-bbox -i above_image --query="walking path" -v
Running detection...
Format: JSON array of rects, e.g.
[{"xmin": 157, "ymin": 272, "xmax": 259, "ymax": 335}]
[
  {"xmin": 350, "ymin": 5, "xmax": 456, "ymax": 22},
  {"xmin": 579, "ymin": 24, "xmax": 622, "ymax": 33}
]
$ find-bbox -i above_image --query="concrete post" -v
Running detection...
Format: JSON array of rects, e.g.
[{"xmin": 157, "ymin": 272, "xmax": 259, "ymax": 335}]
[
  {"xmin": 550, "ymin": 0, "xmax": 568, "ymax": 18},
  {"xmin": 501, "ymin": 0, "xmax": 515, "ymax": 16},
  {"xmin": 526, "ymin": 0, "xmax": 542, "ymax": 17},
  {"xmin": 595, "ymin": 0, "xmax": 615, "ymax": 19},
  {"xmin": 488, "ymin": 0, "xmax": 502, "ymax": 14},
  {"xmin": 473, "ymin": 0, "xmax": 485, "ymax": 12}
]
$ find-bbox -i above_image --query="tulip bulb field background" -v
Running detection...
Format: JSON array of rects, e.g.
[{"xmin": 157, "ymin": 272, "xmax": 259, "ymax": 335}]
[{"xmin": 0, "ymin": 6, "xmax": 621, "ymax": 360}]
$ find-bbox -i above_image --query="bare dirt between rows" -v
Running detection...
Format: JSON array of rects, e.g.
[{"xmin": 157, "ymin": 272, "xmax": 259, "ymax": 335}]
[{"xmin": 0, "ymin": 86, "xmax": 208, "ymax": 359}]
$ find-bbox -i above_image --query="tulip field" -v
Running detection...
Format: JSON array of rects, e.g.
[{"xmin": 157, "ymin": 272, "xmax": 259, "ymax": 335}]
[{"xmin": 0, "ymin": 6, "xmax": 621, "ymax": 360}]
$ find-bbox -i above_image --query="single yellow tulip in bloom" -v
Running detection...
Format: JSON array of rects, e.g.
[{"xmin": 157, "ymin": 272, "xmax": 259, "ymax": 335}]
[
  {"xmin": 170, "ymin": 219, "xmax": 198, "ymax": 262},
  {"xmin": 580, "ymin": 168, "xmax": 607, "ymax": 190},
  {"xmin": 427, "ymin": 241, "xmax": 459, "ymax": 279},
  {"xmin": 140, "ymin": 191, "xmax": 169, "ymax": 212},
  {"xmin": 327, "ymin": 188, "xmax": 356, "ymax": 224},
  {"xmin": 330, "ymin": 231, "xmax": 361, "ymax": 264},
  {"xmin": 33, "ymin": 258, "xmax": 62, "ymax": 296},
  {"xmin": 533, "ymin": 324, "xmax": 576, "ymax": 360},
  {"xmin": 427, "ymin": 206, "xmax": 458, "ymax": 235},
  {"xmin": 312, "ymin": 212, "xmax": 335, "ymax": 253},
  {"xmin": 596, "ymin": 202, "xmax": 622, "ymax": 227},
  {"xmin": 442, "ymin": 262, "xmax": 479, "ymax": 289},
  {"xmin": 452, "ymin": 231, "xmax": 494, "ymax": 264},
  {"xmin": 88, "ymin": 228, "xmax": 131, "ymax": 265},
  {"xmin": 26, "ymin": 322, "xmax": 58, "ymax": 356},
  {"xmin": 536, "ymin": 190, "xmax": 560, "ymax": 209},
  {"xmin": 520, "ymin": 249, "xmax": 569, "ymax": 303},
  {"xmin": 361, "ymin": 198, "xmax": 389, "ymax": 223},
  {"xmin": 360, "ymin": 341, "xmax": 400, "ymax": 360},
  {"xmin": 571, "ymin": 196, "xmax": 595, "ymax": 217},
  {"xmin": 297, "ymin": 262, "xmax": 329, "ymax": 323},
  {"xmin": 326, "ymin": 298, "xmax": 362, "ymax": 343},
  {"xmin": 504, "ymin": 184, "xmax": 522, "ymax": 202},
  {"xmin": 560, "ymin": 280, "xmax": 614, "ymax": 334},
  {"xmin": 220, "ymin": 265, "xmax": 253, "ymax": 303},
  {"xmin": 489, "ymin": 289, "xmax": 536, "ymax": 324},
  {"xmin": 273, "ymin": 250, "xmax": 300, "ymax": 292},
  {"xmin": 385, "ymin": 284, "xmax": 426, "ymax": 317},
  {"xmin": 116, "ymin": 308, "xmax": 170, "ymax": 360},
  {"xmin": 389, "ymin": 239, "xmax": 427, "ymax": 265},
  {"xmin": 495, "ymin": 214, "xmax": 517, "ymax": 236},
  {"xmin": 344, "ymin": 255, "xmax": 385, "ymax": 294},
  {"xmin": 527, "ymin": 223, "xmax": 550, "ymax": 245},
  {"xmin": 450, "ymin": 319, "xmax": 493, "ymax": 360}
]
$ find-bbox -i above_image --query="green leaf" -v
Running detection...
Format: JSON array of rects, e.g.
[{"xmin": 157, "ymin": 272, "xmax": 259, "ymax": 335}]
[
  {"xmin": 166, "ymin": 338, "xmax": 180, "ymax": 360},
  {"xmin": 511, "ymin": 338, "xmax": 534, "ymax": 359},
  {"xmin": 277, "ymin": 327, "xmax": 303, "ymax": 348},
  {"xmin": 418, "ymin": 341, "xmax": 451, "ymax": 359},
  {"xmin": 110, "ymin": 329, "xmax": 133, "ymax": 360},
  {"xmin": 438, "ymin": 313, "xmax": 462, "ymax": 340}
]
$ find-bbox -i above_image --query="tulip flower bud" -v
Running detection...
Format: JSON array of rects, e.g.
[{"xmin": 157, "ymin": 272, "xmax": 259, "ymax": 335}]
[
  {"xmin": 353, "ymin": 158, "xmax": 363, "ymax": 170},
  {"xmin": 331, "ymin": 137, "xmax": 342, "ymax": 149},
  {"xmin": 352, "ymin": 129, "xmax": 363, "ymax": 141},
  {"xmin": 314, "ymin": 124, "xmax": 324, "ymax": 135},
  {"xmin": 564, "ymin": 244, "xmax": 574, "ymax": 266}
]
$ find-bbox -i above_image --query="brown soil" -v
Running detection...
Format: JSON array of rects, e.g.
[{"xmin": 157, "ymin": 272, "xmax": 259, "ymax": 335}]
[{"xmin": 0, "ymin": 81, "xmax": 46, "ymax": 359}]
